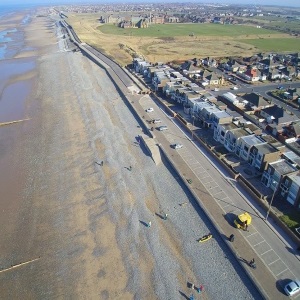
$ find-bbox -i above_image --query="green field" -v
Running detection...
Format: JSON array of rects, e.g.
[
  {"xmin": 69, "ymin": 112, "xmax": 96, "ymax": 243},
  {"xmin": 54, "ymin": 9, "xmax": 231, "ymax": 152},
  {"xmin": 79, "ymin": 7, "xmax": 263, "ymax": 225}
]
[
  {"xmin": 98, "ymin": 23, "xmax": 278, "ymax": 37},
  {"xmin": 239, "ymin": 38, "xmax": 300, "ymax": 52}
]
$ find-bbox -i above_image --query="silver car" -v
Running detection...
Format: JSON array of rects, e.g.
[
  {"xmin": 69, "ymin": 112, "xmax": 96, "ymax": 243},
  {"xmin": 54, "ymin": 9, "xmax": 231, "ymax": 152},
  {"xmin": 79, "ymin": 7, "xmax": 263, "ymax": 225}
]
[
  {"xmin": 152, "ymin": 119, "xmax": 161, "ymax": 124},
  {"xmin": 284, "ymin": 280, "xmax": 300, "ymax": 296},
  {"xmin": 158, "ymin": 125, "xmax": 168, "ymax": 131},
  {"xmin": 173, "ymin": 143, "xmax": 183, "ymax": 149}
]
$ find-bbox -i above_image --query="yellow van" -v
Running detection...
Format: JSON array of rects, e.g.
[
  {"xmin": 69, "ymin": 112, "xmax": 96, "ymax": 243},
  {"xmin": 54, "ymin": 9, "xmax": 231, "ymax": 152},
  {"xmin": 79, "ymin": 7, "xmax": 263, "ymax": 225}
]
[{"xmin": 234, "ymin": 212, "xmax": 251, "ymax": 230}]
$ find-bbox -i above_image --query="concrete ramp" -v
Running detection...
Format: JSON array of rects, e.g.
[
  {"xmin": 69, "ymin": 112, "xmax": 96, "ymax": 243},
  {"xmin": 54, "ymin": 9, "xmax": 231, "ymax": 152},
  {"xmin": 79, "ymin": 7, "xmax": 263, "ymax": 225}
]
[{"xmin": 140, "ymin": 135, "xmax": 161, "ymax": 165}]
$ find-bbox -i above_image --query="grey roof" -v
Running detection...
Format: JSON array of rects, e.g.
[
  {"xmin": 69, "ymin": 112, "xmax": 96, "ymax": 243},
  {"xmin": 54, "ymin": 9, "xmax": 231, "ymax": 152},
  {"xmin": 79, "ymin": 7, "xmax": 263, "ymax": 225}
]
[
  {"xmin": 213, "ymin": 110, "xmax": 232, "ymax": 119},
  {"xmin": 241, "ymin": 134, "xmax": 264, "ymax": 146},
  {"xmin": 231, "ymin": 127, "xmax": 250, "ymax": 138},
  {"xmin": 282, "ymin": 151, "xmax": 300, "ymax": 167},
  {"xmin": 242, "ymin": 93, "xmax": 269, "ymax": 107},
  {"xmin": 287, "ymin": 172, "xmax": 300, "ymax": 186},
  {"xmin": 223, "ymin": 123, "xmax": 238, "ymax": 131},
  {"xmin": 270, "ymin": 159, "xmax": 297, "ymax": 175},
  {"xmin": 262, "ymin": 105, "xmax": 300, "ymax": 124},
  {"xmin": 255, "ymin": 143, "xmax": 278, "ymax": 154}
]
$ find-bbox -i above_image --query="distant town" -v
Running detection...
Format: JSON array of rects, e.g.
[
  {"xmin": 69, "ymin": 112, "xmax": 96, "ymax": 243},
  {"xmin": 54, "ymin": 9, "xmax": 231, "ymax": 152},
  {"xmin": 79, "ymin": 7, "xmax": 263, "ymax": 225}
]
[{"xmin": 58, "ymin": 2, "xmax": 300, "ymax": 34}]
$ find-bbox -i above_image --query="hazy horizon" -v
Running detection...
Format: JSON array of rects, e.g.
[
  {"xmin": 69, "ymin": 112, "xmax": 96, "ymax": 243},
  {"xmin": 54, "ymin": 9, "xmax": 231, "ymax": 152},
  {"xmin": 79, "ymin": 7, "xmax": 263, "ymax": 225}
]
[{"xmin": 1, "ymin": 0, "xmax": 300, "ymax": 9}]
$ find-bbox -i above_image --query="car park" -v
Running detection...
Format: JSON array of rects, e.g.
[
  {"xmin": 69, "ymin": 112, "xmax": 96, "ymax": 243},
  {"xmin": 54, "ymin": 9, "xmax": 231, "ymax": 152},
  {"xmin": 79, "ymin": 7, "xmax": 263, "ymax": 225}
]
[
  {"xmin": 152, "ymin": 119, "xmax": 161, "ymax": 124},
  {"xmin": 172, "ymin": 143, "xmax": 183, "ymax": 149},
  {"xmin": 158, "ymin": 125, "xmax": 168, "ymax": 131},
  {"xmin": 284, "ymin": 280, "xmax": 300, "ymax": 296},
  {"xmin": 146, "ymin": 108, "xmax": 154, "ymax": 112}
]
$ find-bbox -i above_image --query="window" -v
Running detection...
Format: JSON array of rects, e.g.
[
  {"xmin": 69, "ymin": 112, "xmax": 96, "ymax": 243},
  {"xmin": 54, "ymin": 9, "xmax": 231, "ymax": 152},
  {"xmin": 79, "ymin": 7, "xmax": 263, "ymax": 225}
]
[
  {"xmin": 244, "ymin": 146, "xmax": 249, "ymax": 152},
  {"xmin": 221, "ymin": 131, "xmax": 225, "ymax": 137}
]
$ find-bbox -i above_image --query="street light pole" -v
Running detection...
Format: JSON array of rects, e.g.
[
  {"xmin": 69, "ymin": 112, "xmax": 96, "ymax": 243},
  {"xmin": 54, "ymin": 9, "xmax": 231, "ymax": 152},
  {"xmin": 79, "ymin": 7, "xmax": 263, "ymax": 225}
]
[
  {"xmin": 265, "ymin": 180, "xmax": 279, "ymax": 221},
  {"xmin": 191, "ymin": 114, "xmax": 195, "ymax": 140}
]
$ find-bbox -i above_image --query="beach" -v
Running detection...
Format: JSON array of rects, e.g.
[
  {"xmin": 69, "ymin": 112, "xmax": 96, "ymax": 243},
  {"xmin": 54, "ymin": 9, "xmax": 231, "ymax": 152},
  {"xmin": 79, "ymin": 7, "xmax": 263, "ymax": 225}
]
[{"xmin": 0, "ymin": 6, "xmax": 261, "ymax": 300}]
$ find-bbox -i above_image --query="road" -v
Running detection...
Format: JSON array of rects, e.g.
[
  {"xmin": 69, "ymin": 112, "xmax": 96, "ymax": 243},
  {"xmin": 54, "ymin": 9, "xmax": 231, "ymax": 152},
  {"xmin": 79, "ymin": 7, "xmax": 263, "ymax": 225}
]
[{"xmin": 211, "ymin": 70, "xmax": 300, "ymax": 117}]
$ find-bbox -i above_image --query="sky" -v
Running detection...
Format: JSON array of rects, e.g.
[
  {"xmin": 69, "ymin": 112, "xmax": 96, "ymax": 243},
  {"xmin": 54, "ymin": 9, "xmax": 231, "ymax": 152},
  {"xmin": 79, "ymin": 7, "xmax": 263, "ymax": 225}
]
[{"xmin": 2, "ymin": 0, "xmax": 300, "ymax": 8}]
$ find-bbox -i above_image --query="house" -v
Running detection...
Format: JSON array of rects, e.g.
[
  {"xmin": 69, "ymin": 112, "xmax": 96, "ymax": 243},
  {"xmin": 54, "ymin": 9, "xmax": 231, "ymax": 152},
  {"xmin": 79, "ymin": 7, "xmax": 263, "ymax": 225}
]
[
  {"xmin": 242, "ymin": 67, "xmax": 260, "ymax": 81},
  {"xmin": 224, "ymin": 60, "xmax": 241, "ymax": 73},
  {"xmin": 181, "ymin": 60, "xmax": 202, "ymax": 74},
  {"xmin": 260, "ymin": 105, "xmax": 300, "ymax": 126},
  {"xmin": 280, "ymin": 172, "xmax": 300, "ymax": 207},
  {"xmin": 261, "ymin": 159, "xmax": 298, "ymax": 191},
  {"xmin": 268, "ymin": 68, "xmax": 283, "ymax": 80},
  {"xmin": 282, "ymin": 151, "xmax": 300, "ymax": 169},
  {"xmin": 286, "ymin": 88, "xmax": 300, "ymax": 100},
  {"xmin": 133, "ymin": 59, "xmax": 152, "ymax": 74},
  {"xmin": 235, "ymin": 134, "xmax": 265, "ymax": 161},
  {"xmin": 164, "ymin": 81, "xmax": 184, "ymax": 97},
  {"xmin": 211, "ymin": 110, "xmax": 233, "ymax": 130},
  {"xmin": 221, "ymin": 92, "xmax": 240, "ymax": 106},
  {"xmin": 214, "ymin": 123, "xmax": 251, "ymax": 153},
  {"xmin": 248, "ymin": 142, "xmax": 282, "ymax": 171},
  {"xmin": 242, "ymin": 93, "xmax": 270, "ymax": 110},
  {"xmin": 152, "ymin": 70, "xmax": 171, "ymax": 92},
  {"xmin": 198, "ymin": 104, "xmax": 222, "ymax": 128},
  {"xmin": 203, "ymin": 73, "xmax": 221, "ymax": 86}
]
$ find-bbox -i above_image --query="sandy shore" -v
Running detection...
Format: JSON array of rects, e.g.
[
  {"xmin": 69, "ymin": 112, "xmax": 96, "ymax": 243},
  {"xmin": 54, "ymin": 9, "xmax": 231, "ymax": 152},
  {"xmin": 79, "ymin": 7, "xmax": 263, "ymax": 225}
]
[{"xmin": 0, "ymin": 9, "xmax": 260, "ymax": 300}]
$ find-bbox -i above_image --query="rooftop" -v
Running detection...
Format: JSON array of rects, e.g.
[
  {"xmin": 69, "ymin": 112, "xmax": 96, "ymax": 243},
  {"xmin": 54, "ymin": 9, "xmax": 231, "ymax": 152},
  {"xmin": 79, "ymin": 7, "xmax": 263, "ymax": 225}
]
[
  {"xmin": 270, "ymin": 159, "xmax": 298, "ymax": 175},
  {"xmin": 241, "ymin": 134, "xmax": 264, "ymax": 146},
  {"xmin": 287, "ymin": 172, "xmax": 300, "ymax": 186},
  {"xmin": 255, "ymin": 143, "xmax": 278, "ymax": 154}
]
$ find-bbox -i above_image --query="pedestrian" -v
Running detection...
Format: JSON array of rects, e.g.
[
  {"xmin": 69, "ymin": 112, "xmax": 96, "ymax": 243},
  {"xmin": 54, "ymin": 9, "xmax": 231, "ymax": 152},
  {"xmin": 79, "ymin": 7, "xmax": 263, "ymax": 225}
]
[
  {"xmin": 100, "ymin": 161, "xmax": 104, "ymax": 166},
  {"xmin": 164, "ymin": 213, "xmax": 168, "ymax": 220},
  {"xmin": 195, "ymin": 287, "xmax": 201, "ymax": 293},
  {"xmin": 191, "ymin": 283, "xmax": 194, "ymax": 290},
  {"xmin": 129, "ymin": 166, "xmax": 132, "ymax": 171},
  {"xmin": 229, "ymin": 234, "xmax": 235, "ymax": 242},
  {"xmin": 148, "ymin": 221, "xmax": 151, "ymax": 227}
]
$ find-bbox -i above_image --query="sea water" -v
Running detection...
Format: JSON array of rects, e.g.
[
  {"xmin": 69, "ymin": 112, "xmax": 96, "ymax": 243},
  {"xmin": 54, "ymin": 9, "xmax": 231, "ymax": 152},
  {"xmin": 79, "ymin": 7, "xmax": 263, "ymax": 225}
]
[{"xmin": 0, "ymin": 4, "xmax": 35, "ymax": 60}]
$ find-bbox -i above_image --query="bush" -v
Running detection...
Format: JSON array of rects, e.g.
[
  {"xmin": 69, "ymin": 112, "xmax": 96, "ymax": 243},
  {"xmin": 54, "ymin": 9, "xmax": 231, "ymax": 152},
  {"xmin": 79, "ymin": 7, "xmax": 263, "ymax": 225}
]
[{"xmin": 279, "ymin": 213, "xmax": 300, "ymax": 229}]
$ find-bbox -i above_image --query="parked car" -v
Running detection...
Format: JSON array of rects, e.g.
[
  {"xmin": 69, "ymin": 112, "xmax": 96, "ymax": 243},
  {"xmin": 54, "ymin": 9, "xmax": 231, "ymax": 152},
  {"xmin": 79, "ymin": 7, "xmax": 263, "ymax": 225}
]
[
  {"xmin": 284, "ymin": 280, "xmax": 300, "ymax": 296},
  {"xmin": 152, "ymin": 119, "xmax": 161, "ymax": 124},
  {"xmin": 158, "ymin": 125, "xmax": 168, "ymax": 131},
  {"xmin": 231, "ymin": 86, "xmax": 238, "ymax": 90},
  {"xmin": 214, "ymin": 88, "xmax": 219, "ymax": 92},
  {"xmin": 277, "ymin": 86, "xmax": 284, "ymax": 90},
  {"xmin": 146, "ymin": 108, "xmax": 154, "ymax": 112},
  {"xmin": 172, "ymin": 143, "xmax": 183, "ymax": 149}
]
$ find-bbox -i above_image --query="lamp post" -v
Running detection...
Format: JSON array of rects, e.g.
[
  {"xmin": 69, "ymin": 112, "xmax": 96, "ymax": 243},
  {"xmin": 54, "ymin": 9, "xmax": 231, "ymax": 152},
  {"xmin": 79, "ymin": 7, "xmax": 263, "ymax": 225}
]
[
  {"xmin": 191, "ymin": 114, "xmax": 195, "ymax": 140},
  {"xmin": 265, "ymin": 180, "xmax": 279, "ymax": 221}
]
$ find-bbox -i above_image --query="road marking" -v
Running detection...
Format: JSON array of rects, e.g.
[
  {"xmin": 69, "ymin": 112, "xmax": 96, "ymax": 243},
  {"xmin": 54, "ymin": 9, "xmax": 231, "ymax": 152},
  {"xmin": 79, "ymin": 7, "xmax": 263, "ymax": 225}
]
[
  {"xmin": 268, "ymin": 258, "xmax": 280, "ymax": 266},
  {"xmin": 247, "ymin": 232, "xmax": 258, "ymax": 238},
  {"xmin": 261, "ymin": 249, "xmax": 273, "ymax": 256},
  {"xmin": 253, "ymin": 240, "xmax": 265, "ymax": 247},
  {"xmin": 276, "ymin": 268, "xmax": 288, "ymax": 277}
]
